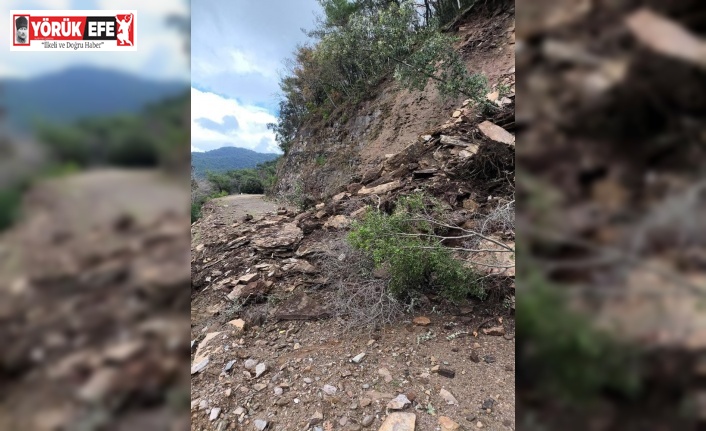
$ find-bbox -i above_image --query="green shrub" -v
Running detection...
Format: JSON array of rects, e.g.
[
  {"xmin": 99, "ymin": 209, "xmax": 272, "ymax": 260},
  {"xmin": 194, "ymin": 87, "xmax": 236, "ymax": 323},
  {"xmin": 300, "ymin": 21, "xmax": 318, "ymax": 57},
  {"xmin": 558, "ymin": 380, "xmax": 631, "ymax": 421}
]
[
  {"xmin": 0, "ymin": 186, "xmax": 24, "ymax": 231},
  {"xmin": 348, "ymin": 192, "xmax": 483, "ymax": 302},
  {"xmin": 517, "ymin": 269, "xmax": 642, "ymax": 402}
]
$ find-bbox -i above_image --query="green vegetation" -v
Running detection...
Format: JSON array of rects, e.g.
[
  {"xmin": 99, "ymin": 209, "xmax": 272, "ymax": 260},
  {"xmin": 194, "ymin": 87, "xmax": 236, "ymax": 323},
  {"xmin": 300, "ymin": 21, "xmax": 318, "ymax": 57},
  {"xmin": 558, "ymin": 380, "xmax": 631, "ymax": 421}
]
[
  {"xmin": 36, "ymin": 91, "xmax": 189, "ymax": 169},
  {"xmin": 348, "ymin": 192, "xmax": 483, "ymax": 302},
  {"xmin": 190, "ymin": 159, "xmax": 279, "ymax": 222},
  {"xmin": 518, "ymin": 268, "xmax": 642, "ymax": 402},
  {"xmin": 268, "ymin": 0, "xmax": 489, "ymax": 153}
]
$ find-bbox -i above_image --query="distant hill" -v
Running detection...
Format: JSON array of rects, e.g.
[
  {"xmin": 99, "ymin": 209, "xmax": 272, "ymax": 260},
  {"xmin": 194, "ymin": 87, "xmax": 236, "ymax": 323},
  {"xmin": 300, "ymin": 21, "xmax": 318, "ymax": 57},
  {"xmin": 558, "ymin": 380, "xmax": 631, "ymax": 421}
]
[
  {"xmin": 191, "ymin": 146, "xmax": 280, "ymax": 177},
  {"xmin": 2, "ymin": 66, "xmax": 186, "ymax": 130}
]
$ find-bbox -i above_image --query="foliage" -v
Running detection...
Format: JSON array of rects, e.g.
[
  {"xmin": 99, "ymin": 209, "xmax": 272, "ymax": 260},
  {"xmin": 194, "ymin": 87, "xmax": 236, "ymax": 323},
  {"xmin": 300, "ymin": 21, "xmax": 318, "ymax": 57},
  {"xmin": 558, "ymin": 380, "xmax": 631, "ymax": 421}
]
[
  {"xmin": 36, "ymin": 91, "xmax": 189, "ymax": 169},
  {"xmin": 348, "ymin": 192, "xmax": 483, "ymax": 302},
  {"xmin": 190, "ymin": 159, "xmax": 279, "ymax": 222},
  {"xmin": 517, "ymin": 269, "xmax": 642, "ymax": 402},
  {"xmin": 269, "ymin": 0, "xmax": 488, "ymax": 153},
  {"xmin": 204, "ymin": 159, "xmax": 278, "ymax": 195}
]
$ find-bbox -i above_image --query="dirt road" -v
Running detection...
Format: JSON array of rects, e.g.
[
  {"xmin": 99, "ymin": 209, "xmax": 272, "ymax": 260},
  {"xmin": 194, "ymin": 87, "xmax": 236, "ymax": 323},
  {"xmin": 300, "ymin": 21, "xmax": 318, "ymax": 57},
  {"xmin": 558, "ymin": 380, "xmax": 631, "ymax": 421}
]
[{"xmin": 190, "ymin": 195, "xmax": 516, "ymax": 431}]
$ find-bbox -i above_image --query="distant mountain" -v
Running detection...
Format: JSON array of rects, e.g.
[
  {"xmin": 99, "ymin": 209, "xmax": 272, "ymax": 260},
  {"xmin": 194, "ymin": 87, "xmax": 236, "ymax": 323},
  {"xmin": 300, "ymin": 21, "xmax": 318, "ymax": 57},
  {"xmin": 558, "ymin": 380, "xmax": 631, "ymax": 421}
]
[
  {"xmin": 192, "ymin": 146, "xmax": 280, "ymax": 177},
  {"xmin": 1, "ymin": 66, "xmax": 186, "ymax": 130}
]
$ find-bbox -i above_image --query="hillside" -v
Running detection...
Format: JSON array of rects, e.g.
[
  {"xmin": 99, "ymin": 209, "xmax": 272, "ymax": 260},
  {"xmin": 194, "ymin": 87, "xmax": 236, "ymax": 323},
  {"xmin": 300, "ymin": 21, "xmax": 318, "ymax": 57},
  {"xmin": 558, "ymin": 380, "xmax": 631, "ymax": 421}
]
[
  {"xmin": 1, "ymin": 66, "xmax": 186, "ymax": 131},
  {"xmin": 191, "ymin": 146, "xmax": 279, "ymax": 177},
  {"xmin": 191, "ymin": 1, "xmax": 516, "ymax": 430}
]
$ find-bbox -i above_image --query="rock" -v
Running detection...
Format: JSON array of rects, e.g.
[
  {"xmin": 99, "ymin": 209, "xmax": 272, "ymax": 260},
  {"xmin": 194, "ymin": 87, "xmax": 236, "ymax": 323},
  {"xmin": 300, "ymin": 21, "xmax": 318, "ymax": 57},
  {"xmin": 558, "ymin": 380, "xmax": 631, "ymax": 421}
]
[
  {"xmin": 386, "ymin": 394, "xmax": 411, "ymax": 410},
  {"xmin": 255, "ymin": 362, "xmax": 267, "ymax": 378},
  {"xmin": 362, "ymin": 414, "xmax": 375, "ymax": 427},
  {"xmin": 486, "ymin": 91, "xmax": 499, "ymax": 102},
  {"xmin": 191, "ymin": 357, "xmax": 209, "ymax": 375},
  {"xmin": 274, "ymin": 387, "xmax": 283, "ymax": 396},
  {"xmin": 282, "ymin": 259, "xmax": 318, "ymax": 274},
  {"xmin": 482, "ymin": 326, "xmax": 505, "ymax": 336},
  {"xmin": 238, "ymin": 273, "xmax": 258, "ymax": 284},
  {"xmin": 234, "ymin": 407, "xmax": 245, "ymax": 415},
  {"xmin": 476, "ymin": 421, "xmax": 483, "ymax": 428},
  {"xmin": 478, "ymin": 121, "xmax": 515, "ymax": 146},
  {"xmin": 323, "ymin": 384, "xmax": 338, "ymax": 395},
  {"xmin": 439, "ymin": 416, "xmax": 461, "ymax": 431},
  {"xmin": 244, "ymin": 359, "xmax": 258, "ymax": 370},
  {"xmin": 437, "ymin": 367, "xmax": 456, "ymax": 378},
  {"xmin": 276, "ymin": 397, "xmax": 290, "ymax": 406},
  {"xmin": 452, "ymin": 110, "xmax": 462, "ymax": 118},
  {"xmin": 192, "ymin": 331, "xmax": 222, "ymax": 365},
  {"xmin": 412, "ymin": 169, "xmax": 437, "ymax": 179},
  {"xmin": 352, "ymin": 353, "xmax": 366, "ymax": 364},
  {"xmin": 458, "ymin": 149, "xmax": 477, "ymax": 158},
  {"xmin": 378, "ymin": 368, "xmax": 393, "ymax": 383},
  {"xmin": 316, "ymin": 203, "xmax": 325, "ymax": 210},
  {"xmin": 215, "ymin": 420, "xmax": 229, "ymax": 431},
  {"xmin": 469, "ymin": 351, "xmax": 480, "ymax": 363},
  {"xmin": 440, "ymin": 135, "xmax": 470, "ymax": 147},
  {"xmin": 209, "ymin": 407, "xmax": 221, "ymax": 421},
  {"xmin": 77, "ymin": 367, "xmax": 118, "ymax": 402},
  {"xmin": 252, "ymin": 223, "xmax": 304, "ymax": 256},
  {"xmin": 274, "ymin": 292, "xmax": 331, "ymax": 321},
  {"xmin": 412, "ymin": 316, "xmax": 431, "ymax": 326},
  {"xmin": 253, "ymin": 383, "xmax": 267, "ymax": 392},
  {"xmin": 224, "ymin": 360, "xmax": 236, "ymax": 372},
  {"xmin": 324, "ymin": 215, "xmax": 351, "ymax": 229},
  {"xmin": 462, "ymin": 199, "xmax": 479, "ymax": 211},
  {"xmin": 225, "ymin": 388, "xmax": 232, "ymax": 397},
  {"xmin": 360, "ymin": 397, "xmax": 372, "ymax": 407},
  {"xmin": 293, "ymin": 342, "xmax": 301, "ymax": 350},
  {"xmin": 340, "ymin": 417, "xmax": 349, "ymax": 426},
  {"xmin": 348, "ymin": 183, "xmax": 363, "ymax": 194},
  {"xmin": 351, "ymin": 206, "xmax": 368, "ymax": 219},
  {"xmin": 304, "ymin": 377, "xmax": 313, "ymax": 384},
  {"xmin": 228, "ymin": 319, "xmax": 247, "ymax": 331},
  {"xmin": 440, "ymin": 388, "xmax": 458, "ymax": 405},
  {"xmin": 310, "ymin": 411, "xmax": 324, "ymax": 426},
  {"xmin": 357, "ymin": 180, "xmax": 403, "ymax": 196},
  {"xmin": 483, "ymin": 356, "xmax": 496, "ymax": 364},
  {"xmin": 254, "ymin": 419, "xmax": 268, "ymax": 430},
  {"xmin": 482, "ymin": 398, "xmax": 495, "ymax": 410},
  {"xmin": 332, "ymin": 192, "xmax": 350, "ymax": 203},
  {"xmin": 377, "ymin": 412, "xmax": 415, "ymax": 431},
  {"xmin": 361, "ymin": 166, "xmax": 383, "ymax": 184}
]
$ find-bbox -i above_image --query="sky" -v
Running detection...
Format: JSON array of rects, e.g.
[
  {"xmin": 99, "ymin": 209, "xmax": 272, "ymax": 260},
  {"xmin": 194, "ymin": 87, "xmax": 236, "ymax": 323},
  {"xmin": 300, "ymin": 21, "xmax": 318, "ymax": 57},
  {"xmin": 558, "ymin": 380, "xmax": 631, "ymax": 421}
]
[
  {"xmin": 2, "ymin": 0, "xmax": 189, "ymax": 82},
  {"xmin": 191, "ymin": 0, "xmax": 322, "ymax": 154}
]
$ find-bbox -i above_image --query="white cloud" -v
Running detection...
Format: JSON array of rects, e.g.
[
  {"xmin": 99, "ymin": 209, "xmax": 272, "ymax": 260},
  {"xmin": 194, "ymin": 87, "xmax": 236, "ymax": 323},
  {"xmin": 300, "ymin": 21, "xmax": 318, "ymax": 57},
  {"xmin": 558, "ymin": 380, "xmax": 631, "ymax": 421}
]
[
  {"xmin": 97, "ymin": 0, "xmax": 187, "ymax": 15},
  {"xmin": 35, "ymin": 0, "xmax": 73, "ymax": 8},
  {"xmin": 2, "ymin": 0, "xmax": 189, "ymax": 81},
  {"xmin": 191, "ymin": 144, "xmax": 204, "ymax": 152},
  {"xmin": 191, "ymin": 87, "xmax": 281, "ymax": 154}
]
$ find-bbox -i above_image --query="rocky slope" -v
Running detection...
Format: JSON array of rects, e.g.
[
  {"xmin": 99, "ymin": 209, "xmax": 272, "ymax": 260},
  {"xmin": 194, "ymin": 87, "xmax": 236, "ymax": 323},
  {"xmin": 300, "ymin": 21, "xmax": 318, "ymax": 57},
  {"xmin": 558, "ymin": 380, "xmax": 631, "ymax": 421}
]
[
  {"xmin": 273, "ymin": 3, "xmax": 515, "ymax": 202},
  {"xmin": 190, "ymin": 75, "xmax": 516, "ymax": 431}
]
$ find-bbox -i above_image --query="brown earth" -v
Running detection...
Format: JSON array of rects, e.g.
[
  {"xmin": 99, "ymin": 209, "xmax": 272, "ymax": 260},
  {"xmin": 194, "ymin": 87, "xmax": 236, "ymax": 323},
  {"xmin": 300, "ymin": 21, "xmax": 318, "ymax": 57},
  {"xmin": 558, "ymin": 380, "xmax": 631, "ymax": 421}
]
[
  {"xmin": 190, "ymin": 196, "xmax": 516, "ymax": 431},
  {"xmin": 0, "ymin": 169, "xmax": 191, "ymax": 431},
  {"xmin": 273, "ymin": 1, "xmax": 516, "ymax": 202},
  {"xmin": 516, "ymin": 0, "xmax": 706, "ymax": 428}
]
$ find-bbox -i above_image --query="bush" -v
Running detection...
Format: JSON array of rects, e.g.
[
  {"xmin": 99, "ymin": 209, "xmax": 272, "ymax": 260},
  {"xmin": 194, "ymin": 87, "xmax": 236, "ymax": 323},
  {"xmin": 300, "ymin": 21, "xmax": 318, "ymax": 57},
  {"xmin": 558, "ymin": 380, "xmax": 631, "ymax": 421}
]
[
  {"xmin": 269, "ymin": 0, "xmax": 488, "ymax": 153},
  {"xmin": 517, "ymin": 270, "xmax": 642, "ymax": 402},
  {"xmin": 348, "ymin": 193, "xmax": 483, "ymax": 302}
]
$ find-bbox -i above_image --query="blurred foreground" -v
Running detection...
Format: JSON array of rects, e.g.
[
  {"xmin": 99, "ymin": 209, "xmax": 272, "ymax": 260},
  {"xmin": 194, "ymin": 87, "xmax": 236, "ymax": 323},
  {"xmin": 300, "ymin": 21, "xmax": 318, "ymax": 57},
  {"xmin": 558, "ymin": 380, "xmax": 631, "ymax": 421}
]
[
  {"xmin": 0, "ymin": 169, "xmax": 190, "ymax": 431},
  {"xmin": 517, "ymin": 0, "xmax": 706, "ymax": 429}
]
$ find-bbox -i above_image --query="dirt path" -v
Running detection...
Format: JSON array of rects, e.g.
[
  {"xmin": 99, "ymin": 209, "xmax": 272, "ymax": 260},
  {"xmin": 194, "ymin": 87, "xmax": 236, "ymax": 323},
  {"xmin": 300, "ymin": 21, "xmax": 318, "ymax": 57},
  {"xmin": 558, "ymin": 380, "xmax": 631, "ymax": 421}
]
[
  {"xmin": 190, "ymin": 199, "xmax": 516, "ymax": 431},
  {"xmin": 195, "ymin": 194, "xmax": 285, "ymax": 229}
]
